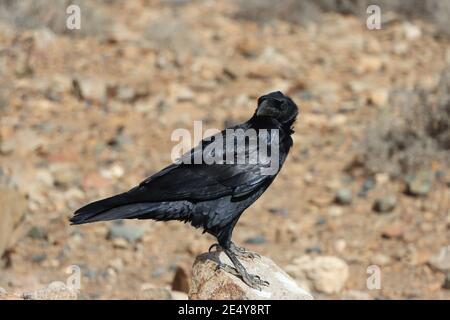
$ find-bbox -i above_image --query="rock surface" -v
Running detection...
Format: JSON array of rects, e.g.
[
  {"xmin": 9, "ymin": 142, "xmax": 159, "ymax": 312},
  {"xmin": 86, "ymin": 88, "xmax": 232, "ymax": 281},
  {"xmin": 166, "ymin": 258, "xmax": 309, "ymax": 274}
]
[
  {"xmin": 428, "ymin": 246, "xmax": 450, "ymax": 272},
  {"xmin": 285, "ymin": 255, "xmax": 349, "ymax": 294},
  {"xmin": 0, "ymin": 283, "xmax": 78, "ymax": 300},
  {"xmin": 189, "ymin": 251, "xmax": 313, "ymax": 300}
]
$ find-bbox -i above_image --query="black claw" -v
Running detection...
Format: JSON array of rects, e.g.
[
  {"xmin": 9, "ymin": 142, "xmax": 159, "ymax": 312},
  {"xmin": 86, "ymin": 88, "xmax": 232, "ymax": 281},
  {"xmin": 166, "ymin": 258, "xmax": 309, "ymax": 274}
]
[
  {"xmin": 209, "ymin": 243, "xmax": 221, "ymax": 252},
  {"xmin": 223, "ymin": 248, "xmax": 269, "ymax": 290}
]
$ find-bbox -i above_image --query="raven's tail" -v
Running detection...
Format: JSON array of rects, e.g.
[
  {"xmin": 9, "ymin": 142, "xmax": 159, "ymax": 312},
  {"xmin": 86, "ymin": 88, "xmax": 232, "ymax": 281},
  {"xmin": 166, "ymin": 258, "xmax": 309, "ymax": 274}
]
[
  {"xmin": 70, "ymin": 185, "xmax": 157, "ymax": 224},
  {"xmin": 70, "ymin": 189, "xmax": 191, "ymax": 225}
]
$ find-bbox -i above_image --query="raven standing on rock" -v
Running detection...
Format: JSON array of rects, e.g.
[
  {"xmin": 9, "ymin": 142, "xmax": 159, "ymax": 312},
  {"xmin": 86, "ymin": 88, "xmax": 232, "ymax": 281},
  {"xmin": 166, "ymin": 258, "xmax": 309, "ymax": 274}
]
[{"xmin": 71, "ymin": 91, "xmax": 299, "ymax": 289}]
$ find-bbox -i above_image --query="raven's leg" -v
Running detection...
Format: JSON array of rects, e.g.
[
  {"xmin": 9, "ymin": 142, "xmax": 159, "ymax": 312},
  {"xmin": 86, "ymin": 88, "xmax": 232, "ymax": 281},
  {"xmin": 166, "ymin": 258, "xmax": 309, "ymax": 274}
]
[
  {"xmin": 215, "ymin": 224, "xmax": 269, "ymax": 290},
  {"xmin": 223, "ymin": 249, "xmax": 269, "ymax": 290},
  {"xmin": 209, "ymin": 242, "xmax": 260, "ymax": 259}
]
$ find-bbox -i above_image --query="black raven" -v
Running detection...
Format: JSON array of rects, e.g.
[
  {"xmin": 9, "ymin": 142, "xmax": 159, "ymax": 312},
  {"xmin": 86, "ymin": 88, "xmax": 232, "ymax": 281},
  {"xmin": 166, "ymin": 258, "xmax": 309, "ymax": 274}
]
[{"xmin": 71, "ymin": 91, "xmax": 299, "ymax": 289}]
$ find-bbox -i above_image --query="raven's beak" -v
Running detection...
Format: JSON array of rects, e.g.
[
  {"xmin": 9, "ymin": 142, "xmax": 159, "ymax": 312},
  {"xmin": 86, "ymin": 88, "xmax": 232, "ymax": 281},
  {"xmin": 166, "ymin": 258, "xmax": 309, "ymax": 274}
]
[{"xmin": 256, "ymin": 99, "xmax": 280, "ymax": 117}]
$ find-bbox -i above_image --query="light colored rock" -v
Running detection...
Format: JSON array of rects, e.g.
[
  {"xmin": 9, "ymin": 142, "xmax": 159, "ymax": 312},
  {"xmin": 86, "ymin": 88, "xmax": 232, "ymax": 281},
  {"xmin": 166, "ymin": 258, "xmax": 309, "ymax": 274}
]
[
  {"xmin": 403, "ymin": 22, "xmax": 422, "ymax": 40},
  {"xmin": 73, "ymin": 77, "xmax": 108, "ymax": 103},
  {"xmin": 341, "ymin": 290, "xmax": 372, "ymax": 300},
  {"xmin": 285, "ymin": 255, "xmax": 349, "ymax": 294},
  {"xmin": 139, "ymin": 284, "xmax": 173, "ymax": 300},
  {"xmin": 367, "ymin": 88, "xmax": 389, "ymax": 107},
  {"xmin": 21, "ymin": 282, "xmax": 78, "ymax": 300},
  {"xmin": 370, "ymin": 253, "xmax": 391, "ymax": 266},
  {"xmin": 189, "ymin": 251, "xmax": 313, "ymax": 300},
  {"xmin": 428, "ymin": 246, "xmax": 450, "ymax": 272}
]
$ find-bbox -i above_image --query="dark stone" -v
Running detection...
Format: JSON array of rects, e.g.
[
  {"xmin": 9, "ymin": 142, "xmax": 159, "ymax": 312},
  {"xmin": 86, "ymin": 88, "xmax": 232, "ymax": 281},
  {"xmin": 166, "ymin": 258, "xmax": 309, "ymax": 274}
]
[
  {"xmin": 335, "ymin": 188, "xmax": 352, "ymax": 205},
  {"xmin": 244, "ymin": 235, "xmax": 267, "ymax": 245},
  {"xmin": 373, "ymin": 195, "xmax": 397, "ymax": 213}
]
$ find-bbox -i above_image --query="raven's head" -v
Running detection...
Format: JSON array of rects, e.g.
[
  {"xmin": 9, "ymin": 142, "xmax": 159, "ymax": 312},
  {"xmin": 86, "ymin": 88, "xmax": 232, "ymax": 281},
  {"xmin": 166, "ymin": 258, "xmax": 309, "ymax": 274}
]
[{"xmin": 255, "ymin": 91, "xmax": 299, "ymax": 128}]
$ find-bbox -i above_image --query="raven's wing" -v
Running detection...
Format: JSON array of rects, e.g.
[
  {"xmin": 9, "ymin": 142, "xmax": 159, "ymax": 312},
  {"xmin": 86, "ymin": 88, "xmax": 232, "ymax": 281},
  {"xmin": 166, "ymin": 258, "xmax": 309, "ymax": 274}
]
[
  {"xmin": 71, "ymin": 125, "xmax": 284, "ymax": 224},
  {"xmin": 135, "ymin": 127, "xmax": 281, "ymax": 202}
]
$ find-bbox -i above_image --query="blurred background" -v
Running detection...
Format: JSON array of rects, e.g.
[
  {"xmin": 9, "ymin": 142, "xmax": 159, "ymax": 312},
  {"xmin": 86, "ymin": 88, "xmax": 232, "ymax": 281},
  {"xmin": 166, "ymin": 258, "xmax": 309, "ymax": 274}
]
[{"xmin": 0, "ymin": 0, "xmax": 449, "ymax": 299}]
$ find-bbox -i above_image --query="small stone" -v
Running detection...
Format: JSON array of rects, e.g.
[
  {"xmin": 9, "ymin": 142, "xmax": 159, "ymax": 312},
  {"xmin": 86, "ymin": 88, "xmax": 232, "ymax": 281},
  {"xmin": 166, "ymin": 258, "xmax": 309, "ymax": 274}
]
[
  {"xmin": 139, "ymin": 284, "xmax": 172, "ymax": 300},
  {"xmin": 375, "ymin": 173, "xmax": 390, "ymax": 185},
  {"xmin": 443, "ymin": 273, "xmax": 450, "ymax": 290},
  {"xmin": 27, "ymin": 226, "xmax": 48, "ymax": 240},
  {"xmin": 176, "ymin": 86, "xmax": 194, "ymax": 102},
  {"xmin": 407, "ymin": 174, "xmax": 432, "ymax": 197},
  {"xmin": 356, "ymin": 55, "xmax": 383, "ymax": 73},
  {"xmin": 381, "ymin": 222, "xmax": 405, "ymax": 239},
  {"xmin": 171, "ymin": 265, "xmax": 190, "ymax": 293},
  {"xmin": 370, "ymin": 253, "xmax": 391, "ymax": 266},
  {"xmin": 373, "ymin": 195, "xmax": 397, "ymax": 213},
  {"xmin": 108, "ymin": 224, "xmax": 146, "ymax": 243},
  {"xmin": 403, "ymin": 22, "xmax": 421, "ymax": 40},
  {"xmin": 358, "ymin": 178, "xmax": 375, "ymax": 197},
  {"xmin": 100, "ymin": 164, "xmax": 124, "ymax": 179},
  {"xmin": 116, "ymin": 85, "xmax": 136, "ymax": 102},
  {"xmin": 367, "ymin": 88, "xmax": 389, "ymax": 107},
  {"xmin": 244, "ymin": 235, "xmax": 267, "ymax": 245},
  {"xmin": 112, "ymin": 238, "xmax": 129, "ymax": 249},
  {"xmin": 328, "ymin": 206, "xmax": 343, "ymax": 217},
  {"xmin": 31, "ymin": 253, "xmax": 47, "ymax": 263},
  {"xmin": 285, "ymin": 255, "xmax": 349, "ymax": 294},
  {"xmin": 305, "ymin": 246, "xmax": 322, "ymax": 254},
  {"xmin": 171, "ymin": 290, "xmax": 188, "ymax": 300},
  {"xmin": 72, "ymin": 77, "xmax": 108, "ymax": 103},
  {"xmin": 342, "ymin": 290, "xmax": 372, "ymax": 300},
  {"xmin": 236, "ymin": 37, "xmax": 262, "ymax": 58},
  {"xmin": 335, "ymin": 189, "xmax": 352, "ymax": 205},
  {"xmin": 334, "ymin": 239, "xmax": 347, "ymax": 253},
  {"xmin": 268, "ymin": 208, "xmax": 289, "ymax": 217},
  {"xmin": 428, "ymin": 246, "xmax": 450, "ymax": 272}
]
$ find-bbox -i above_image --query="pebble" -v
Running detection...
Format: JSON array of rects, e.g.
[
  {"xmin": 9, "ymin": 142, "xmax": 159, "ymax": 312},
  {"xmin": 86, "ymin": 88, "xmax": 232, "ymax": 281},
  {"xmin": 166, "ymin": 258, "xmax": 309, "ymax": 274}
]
[
  {"xmin": 335, "ymin": 189, "xmax": 352, "ymax": 205},
  {"xmin": 305, "ymin": 246, "xmax": 322, "ymax": 254},
  {"xmin": 358, "ymin": 178, "xmax": 375, "ymax": 197},
  {"xmin": 328, "ymin": 206, "xmax": 344, "ymax": 217},
  {"xmin": 73, "ymin": 77, "xmax": 108, "ymax": 103},
  {"xmin": 171, "ymin": 265, "xmax": 190, "ymax": 293},
  {"xmin": 443, "ymin": 273, "xmax": 450, "ymax": 290},
  {"xmin": 108, "ymin": 224, "xmax": 146, "ymax": 242},
  {"xmin": 370, "ymin": 253, "xmax": 391, "ymax": 266},
  {"xmin": 381, "ymin": 222, "xmax": 405, "ymax": 239},
  {"xmin": 334, "ymin": 239, "xmax": 347, "ymax": 253},
  {"xmin": 268, "ymin": 208, "xmax": 289, "ymax": 217},
  {"xmin": 244, "ymin": 235, "xmax": 267, "ymax": 245},
  {"xmin": 373, "ymin": 195, "xmax": 397, "ymax": 213},
  {"xmin": 428, "ymin": 246, "xmax": 450, "ymax": 272},
  {"xmin": 407, "ymin": 172, "xmax": 432, "ymax": 197},
  {"xmin": 27, "ymin": 226, "xmax": 48, "ymax": 240},
  {"xmin": 31, "ymin": 253, "xmax": 47, "ymax": 263}
]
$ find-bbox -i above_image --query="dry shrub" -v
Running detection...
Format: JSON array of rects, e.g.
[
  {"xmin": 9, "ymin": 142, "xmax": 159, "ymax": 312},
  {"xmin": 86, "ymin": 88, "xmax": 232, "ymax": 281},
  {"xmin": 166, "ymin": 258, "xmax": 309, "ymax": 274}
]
[
  {"xmin": 361, "ymin": 69, "xmax": 450, "ymax": 177},
  {"xmin": 234, "ymin": 0, "xmax": 450, "ymax": 36}
]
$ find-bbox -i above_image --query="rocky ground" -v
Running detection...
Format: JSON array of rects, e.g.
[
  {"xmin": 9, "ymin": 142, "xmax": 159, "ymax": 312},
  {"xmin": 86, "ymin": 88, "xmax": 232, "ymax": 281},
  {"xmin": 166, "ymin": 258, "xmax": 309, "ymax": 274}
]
[{"xmin": 0, "ymin": 0, "xmax": 449, "ymax": 299}]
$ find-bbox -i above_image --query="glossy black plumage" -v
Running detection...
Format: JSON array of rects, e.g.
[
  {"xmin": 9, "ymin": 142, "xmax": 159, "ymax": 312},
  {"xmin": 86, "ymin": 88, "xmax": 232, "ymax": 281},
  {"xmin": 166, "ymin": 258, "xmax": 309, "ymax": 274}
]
[{"xmin": 71, "ymin": 91, "xmax": 299, "ymax": 289}]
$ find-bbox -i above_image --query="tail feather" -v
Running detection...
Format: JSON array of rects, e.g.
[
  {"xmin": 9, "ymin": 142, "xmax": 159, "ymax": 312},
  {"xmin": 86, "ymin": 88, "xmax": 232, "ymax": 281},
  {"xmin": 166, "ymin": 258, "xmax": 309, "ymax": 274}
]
[
  {"xmin": 71, "ymin": 202, "xmax": 163, "ymax": 224},
  {"xmin": 71, "ymin": 190, "xmax": 193, "ymax": 225},
  {"xmin": 70, "ymin": 192, "xmax": 134, "ymax": 224}
]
